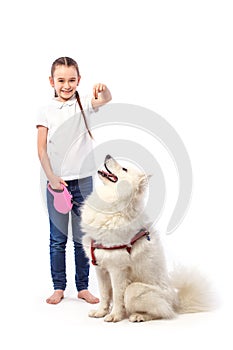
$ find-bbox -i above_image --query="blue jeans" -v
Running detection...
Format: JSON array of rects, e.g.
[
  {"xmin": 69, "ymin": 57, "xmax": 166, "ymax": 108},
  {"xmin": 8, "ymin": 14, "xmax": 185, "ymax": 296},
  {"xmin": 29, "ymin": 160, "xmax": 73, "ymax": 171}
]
[{"xmin": 47, "ymin": 177, "xmax": 93, "ymax": 291}]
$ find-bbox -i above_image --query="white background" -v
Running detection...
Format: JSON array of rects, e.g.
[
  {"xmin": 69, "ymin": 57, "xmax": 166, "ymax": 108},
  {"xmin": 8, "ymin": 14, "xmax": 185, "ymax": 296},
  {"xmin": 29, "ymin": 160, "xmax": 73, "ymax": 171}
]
[{"xmin": 1, "ymin": 0, "xmax": 233, "ymax": 349}]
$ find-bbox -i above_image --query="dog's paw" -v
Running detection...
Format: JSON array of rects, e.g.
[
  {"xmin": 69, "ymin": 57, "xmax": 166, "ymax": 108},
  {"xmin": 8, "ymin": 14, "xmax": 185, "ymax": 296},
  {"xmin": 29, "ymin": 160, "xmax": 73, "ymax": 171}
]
[
  {"xmin": 88, "ymin": 309, "xmax": 108, "ymax": 318},
  {"xmin": 129, "ymin": 313, "xmax": 148, "ymax": 322},
  {"xmin": 104, "ymin": 312, "xmax": 124, "ymax": 322}
]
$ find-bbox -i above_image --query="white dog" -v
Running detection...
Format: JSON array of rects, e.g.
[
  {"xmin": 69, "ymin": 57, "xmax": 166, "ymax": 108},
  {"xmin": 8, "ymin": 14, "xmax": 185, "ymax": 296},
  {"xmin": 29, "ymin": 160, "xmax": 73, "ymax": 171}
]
[{"xmin": 81, "ymin": 155, "xmax": 216, "ymax": 322}]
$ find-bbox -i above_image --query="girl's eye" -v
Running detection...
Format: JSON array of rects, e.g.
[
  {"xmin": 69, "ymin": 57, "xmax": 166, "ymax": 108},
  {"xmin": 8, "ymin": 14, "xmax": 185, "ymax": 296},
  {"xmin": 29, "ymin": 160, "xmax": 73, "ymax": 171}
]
[{"xmin": 122, "ymin": 168, "xmax": 128, "ymax": 172}]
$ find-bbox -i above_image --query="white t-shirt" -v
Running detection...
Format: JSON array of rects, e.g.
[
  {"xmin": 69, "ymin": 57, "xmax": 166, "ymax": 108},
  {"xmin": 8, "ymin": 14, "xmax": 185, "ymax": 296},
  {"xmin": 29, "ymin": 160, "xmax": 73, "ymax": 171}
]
[{"xmin": 36, "ymin": 94, "xmax": 97, "ymax": 180}]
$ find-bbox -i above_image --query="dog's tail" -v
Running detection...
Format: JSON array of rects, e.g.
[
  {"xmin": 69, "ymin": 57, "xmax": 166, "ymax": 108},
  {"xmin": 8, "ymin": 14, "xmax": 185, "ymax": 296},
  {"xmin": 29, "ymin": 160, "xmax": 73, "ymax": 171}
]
[{"xmin": 170, "ymin": 265, "xmax": 219, "ymax": 314}]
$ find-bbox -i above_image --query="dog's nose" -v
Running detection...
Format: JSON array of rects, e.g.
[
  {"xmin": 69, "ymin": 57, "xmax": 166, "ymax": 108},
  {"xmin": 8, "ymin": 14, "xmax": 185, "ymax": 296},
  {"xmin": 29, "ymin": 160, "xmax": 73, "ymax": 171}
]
[{"xmin": 105, "ymin": 154, "xmax": 112, "ymax": 161}]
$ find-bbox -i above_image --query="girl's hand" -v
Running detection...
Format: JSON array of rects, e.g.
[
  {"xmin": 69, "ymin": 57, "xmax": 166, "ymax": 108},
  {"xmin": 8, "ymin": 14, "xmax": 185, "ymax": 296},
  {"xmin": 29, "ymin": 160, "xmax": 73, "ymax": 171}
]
[
  {"xmin": 93, "ymin": 83, "xmax": 107, "ymax": 99},
  {"xmin": 92, "ymin": 83, "xmax": 112, "ymax": 108},
  {"xmin": 49, "ymin": 176, "xmax": 68, "ymax": 190}
]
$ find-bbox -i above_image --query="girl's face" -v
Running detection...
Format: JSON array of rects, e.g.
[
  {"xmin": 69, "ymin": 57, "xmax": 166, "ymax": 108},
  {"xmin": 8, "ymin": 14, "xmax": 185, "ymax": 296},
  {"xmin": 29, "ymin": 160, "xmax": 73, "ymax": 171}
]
[{"xmin": 49, "ymin": 65, "xmax": 81, "ymax": 102}]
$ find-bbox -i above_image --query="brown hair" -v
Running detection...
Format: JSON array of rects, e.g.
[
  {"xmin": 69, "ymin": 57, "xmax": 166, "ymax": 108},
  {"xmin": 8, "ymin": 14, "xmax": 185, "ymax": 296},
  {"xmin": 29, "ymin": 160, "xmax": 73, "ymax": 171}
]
[{"xmin": 51, "ymin": 57, "xmax": 93, "ymax": 139}]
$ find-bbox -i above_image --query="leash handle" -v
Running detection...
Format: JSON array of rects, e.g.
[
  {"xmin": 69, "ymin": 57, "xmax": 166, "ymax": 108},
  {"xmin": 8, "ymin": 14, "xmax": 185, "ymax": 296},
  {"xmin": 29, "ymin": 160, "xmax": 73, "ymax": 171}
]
[{"xmin": 47, "ymin": 184, "xmax": 64, "ymax": 193}]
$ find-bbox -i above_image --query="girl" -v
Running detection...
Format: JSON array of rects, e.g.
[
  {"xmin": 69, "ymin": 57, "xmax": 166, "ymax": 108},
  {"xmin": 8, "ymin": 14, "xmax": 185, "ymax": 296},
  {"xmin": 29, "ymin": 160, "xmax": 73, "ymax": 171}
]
[{"xmin": 37, "ymin": 57, "xmax": 112, "ymax": 304}]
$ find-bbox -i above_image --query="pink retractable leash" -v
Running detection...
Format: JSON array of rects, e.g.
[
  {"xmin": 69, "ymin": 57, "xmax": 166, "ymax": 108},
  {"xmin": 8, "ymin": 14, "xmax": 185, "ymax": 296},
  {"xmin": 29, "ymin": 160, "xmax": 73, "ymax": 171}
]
[{"xmin": 47, "ymin": 183, "xmax": 79, "ymax": 214}]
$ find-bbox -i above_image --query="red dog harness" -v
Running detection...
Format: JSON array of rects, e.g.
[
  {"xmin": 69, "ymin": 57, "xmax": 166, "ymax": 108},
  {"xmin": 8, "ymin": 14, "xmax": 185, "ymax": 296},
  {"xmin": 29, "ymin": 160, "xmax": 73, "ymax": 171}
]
[{"xmin": 90, "ymin": 229, "xmax": 150, "ymax": 266}]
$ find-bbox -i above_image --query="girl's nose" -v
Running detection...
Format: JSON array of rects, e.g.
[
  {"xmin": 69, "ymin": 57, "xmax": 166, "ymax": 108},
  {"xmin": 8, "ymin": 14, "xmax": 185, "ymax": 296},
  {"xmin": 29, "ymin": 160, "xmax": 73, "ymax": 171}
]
[{"xmin": 64, "ymin": 81, "xmax": 70, "ymax": 88}]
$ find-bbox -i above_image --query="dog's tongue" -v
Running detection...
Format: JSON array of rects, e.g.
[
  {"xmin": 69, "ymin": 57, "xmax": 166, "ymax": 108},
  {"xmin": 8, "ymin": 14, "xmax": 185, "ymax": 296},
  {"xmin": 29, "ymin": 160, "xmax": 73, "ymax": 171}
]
[
  {"xmin": 98, "ymin": 170, "xmax": 118, "ymax": 182},
  {"xmin": 108, "ymin": 173, "xmax": 118, "ymax": 181}
]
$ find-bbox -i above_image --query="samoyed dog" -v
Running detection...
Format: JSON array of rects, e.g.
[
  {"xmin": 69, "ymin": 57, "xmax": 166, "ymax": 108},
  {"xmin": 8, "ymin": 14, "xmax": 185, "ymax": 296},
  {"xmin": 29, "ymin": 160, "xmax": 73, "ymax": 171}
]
[{"xmin": 81, "ymin": 155, "xmax": 216, "ymax": 322}]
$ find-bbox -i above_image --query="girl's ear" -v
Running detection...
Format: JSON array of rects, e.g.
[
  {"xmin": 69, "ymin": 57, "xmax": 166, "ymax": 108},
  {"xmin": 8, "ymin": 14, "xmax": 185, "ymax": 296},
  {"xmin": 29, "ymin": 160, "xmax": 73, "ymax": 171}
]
[
  {"xmin": 77, "ymin": 75, "xmax": 81, "ymax": 86},
  {"xmin": 49, "ymin": 76, "xmax": 54, "ymax": 87}
]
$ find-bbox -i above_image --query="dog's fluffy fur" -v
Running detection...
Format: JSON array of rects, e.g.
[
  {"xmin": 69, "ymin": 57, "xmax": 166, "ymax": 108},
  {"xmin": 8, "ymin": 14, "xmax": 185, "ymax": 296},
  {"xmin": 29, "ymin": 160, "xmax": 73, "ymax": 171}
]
[{"xmin": 81, "ymin": 155, "xmax": 216, "ymax": 322}]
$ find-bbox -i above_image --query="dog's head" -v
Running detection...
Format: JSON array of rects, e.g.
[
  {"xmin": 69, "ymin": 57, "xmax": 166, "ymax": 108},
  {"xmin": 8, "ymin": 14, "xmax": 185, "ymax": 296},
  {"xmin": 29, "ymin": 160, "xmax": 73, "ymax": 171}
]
[{"xmin": 97, "ymin": 155, "xmax": 150, "ymax": 206}]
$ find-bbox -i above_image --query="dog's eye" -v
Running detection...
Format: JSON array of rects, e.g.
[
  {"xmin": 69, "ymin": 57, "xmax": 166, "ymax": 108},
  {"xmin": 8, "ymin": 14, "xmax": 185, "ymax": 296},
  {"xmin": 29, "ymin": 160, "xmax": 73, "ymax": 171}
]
[{"xmin": 122, "ymin": 167, "xmax": 128, "ymax": 172}]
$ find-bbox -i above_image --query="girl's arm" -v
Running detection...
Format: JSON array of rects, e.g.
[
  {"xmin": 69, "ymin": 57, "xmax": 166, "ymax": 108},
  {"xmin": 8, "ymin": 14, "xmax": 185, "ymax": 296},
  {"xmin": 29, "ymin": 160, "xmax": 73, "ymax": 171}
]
[
  {"xmin": 91, "ymin": 83, "xmax": 112, "ymax": 109},
  {"xmin": 37, "ymin": 126, "xmax": 67, "ymax": 190}
]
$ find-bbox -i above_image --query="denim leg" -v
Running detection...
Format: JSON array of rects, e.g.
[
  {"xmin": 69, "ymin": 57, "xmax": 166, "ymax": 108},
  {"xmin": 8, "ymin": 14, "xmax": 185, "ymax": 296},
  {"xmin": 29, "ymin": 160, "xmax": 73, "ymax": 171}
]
[
  {"xmin": 68, "ymin": 177, "xmax": 93, "ymax": 291},
  {"xmin": 73, "ymin": 239, "xmax": 90, "ymax": 291},
  {"xmin": 47, "ymin": 187, "xmax": 69, "ymax": 290}
]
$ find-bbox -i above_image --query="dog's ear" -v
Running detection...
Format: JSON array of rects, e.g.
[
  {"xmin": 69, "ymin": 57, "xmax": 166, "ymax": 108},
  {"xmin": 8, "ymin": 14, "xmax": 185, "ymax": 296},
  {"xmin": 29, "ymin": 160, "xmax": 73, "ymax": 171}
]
[{"xmin": 138, "ymin": 174, "xmax": 152, "ymax": 193}]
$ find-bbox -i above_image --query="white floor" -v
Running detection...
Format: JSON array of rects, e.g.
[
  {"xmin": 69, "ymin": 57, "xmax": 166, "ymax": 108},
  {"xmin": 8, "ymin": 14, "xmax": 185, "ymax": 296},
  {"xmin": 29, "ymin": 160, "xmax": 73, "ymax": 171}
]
[
  {"xmin": 3, "ymin": 287, "xmax": 230, "ymax": 350},
  {"xmin": 2, "ymin": 233, "xmax": 232, "ymax": 350}
]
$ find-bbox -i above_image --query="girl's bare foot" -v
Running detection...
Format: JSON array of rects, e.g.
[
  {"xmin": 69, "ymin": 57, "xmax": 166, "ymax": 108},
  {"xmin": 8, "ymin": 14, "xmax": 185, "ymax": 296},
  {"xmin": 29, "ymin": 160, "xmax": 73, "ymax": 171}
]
[
  {"xmin": 78, "ymin": 290, "xmax": 99, "ymax": 304},
  {"xmin": 46, "ymin": 290, "xmax": 64, "ymax": 304}
]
